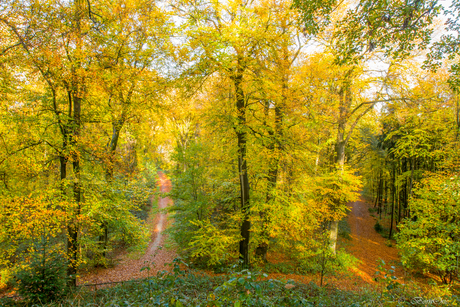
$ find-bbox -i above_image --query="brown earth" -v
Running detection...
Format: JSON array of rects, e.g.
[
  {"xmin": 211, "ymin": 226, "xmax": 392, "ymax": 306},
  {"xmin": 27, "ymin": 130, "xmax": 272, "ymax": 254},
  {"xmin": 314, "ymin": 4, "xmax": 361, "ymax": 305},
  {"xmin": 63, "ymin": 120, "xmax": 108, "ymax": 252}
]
[{"xmin": 346, "ymin": 198, "xmax": 403, "ymax": 284}]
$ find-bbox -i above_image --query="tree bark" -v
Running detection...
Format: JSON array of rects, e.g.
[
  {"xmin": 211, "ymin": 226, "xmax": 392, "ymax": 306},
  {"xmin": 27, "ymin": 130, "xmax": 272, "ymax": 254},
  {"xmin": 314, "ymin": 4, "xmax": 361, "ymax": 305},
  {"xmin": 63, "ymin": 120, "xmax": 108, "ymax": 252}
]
[
  {"xmin": 330, "ymin": 80, "xmax": 349, "ymax": 254},
  {"xmin": 330, "ymin": 136, "xmax": 345, "ymax": 253},
  {"xmin": 233, "ymin": 56, "xmax": 250, "ymax": 267},
  {"xmin": 67, "ymin": 0, "xmax": 84, "ymax": 287},
  {"xmin": 256, "ymin": 53, "xmax": 286, "ymax": 261},
  {"xmin": 389, "ymin": 163, "xmax": 396, "ymax": 239}
]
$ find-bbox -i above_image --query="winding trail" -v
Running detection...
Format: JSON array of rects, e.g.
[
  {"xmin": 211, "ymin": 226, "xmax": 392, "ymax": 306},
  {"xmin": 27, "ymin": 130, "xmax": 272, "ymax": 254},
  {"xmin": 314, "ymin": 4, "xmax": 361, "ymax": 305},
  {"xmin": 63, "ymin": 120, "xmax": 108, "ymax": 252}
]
[
  {"xmin": 346, "ymin": 198, "xmax": 403, "ymax": 284},
  {"xmin": 78, "ymin": 171, "xmax": 176, "ymax": 286}
]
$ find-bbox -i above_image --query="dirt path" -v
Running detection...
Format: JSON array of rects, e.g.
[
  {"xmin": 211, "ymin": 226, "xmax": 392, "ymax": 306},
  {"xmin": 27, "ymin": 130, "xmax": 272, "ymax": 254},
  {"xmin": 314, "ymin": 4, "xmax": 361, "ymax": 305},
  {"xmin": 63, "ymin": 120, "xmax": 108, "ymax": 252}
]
[
  {"xmin": 78, "ymin": 171, "xmax": 176, "ymax": 286},
  {"xmin": 346, "ymin": 199, "xmax": 403, "ymax": 284}
]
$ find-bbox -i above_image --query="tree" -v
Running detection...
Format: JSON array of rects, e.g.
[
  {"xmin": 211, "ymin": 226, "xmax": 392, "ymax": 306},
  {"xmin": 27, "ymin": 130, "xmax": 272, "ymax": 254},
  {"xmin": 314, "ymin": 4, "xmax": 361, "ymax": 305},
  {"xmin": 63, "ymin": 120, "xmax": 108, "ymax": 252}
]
[
  {"xmin": 172, "ymin": 0, "xmax": 277, "ymax": 267},
  {"xmin": 397, "ymin": 172, "xmax": 460, "ymax": 284},
  {"xmin": 84, "ymin": 0, "xmax": 170, "ymax": 261}
]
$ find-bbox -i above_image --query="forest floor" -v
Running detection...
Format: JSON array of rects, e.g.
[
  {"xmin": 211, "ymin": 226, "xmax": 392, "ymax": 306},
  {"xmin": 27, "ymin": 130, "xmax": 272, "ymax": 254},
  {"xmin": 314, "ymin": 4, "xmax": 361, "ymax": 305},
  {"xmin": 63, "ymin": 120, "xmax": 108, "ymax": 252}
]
[
  {"xmin": 345, "ymin": 198, "xmax": 402, "ymax": 283},
  {"xmin": 263, "ymin": 198, "xmax": 405, "ymax": 291},
  {"xmin": 78, "ymin": 171, "xmax": 177, "ymax": 287}
]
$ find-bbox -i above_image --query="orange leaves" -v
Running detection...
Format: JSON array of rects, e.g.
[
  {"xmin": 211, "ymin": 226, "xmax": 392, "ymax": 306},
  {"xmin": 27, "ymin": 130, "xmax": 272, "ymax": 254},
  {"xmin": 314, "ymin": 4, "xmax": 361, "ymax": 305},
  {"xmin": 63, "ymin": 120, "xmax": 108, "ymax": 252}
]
[
  {"xmin": 0, "ymin": 195, "xmax": 72, "ymax": 267},
  {"xmin": 1, "ymin": 196, "xmax": 68, "ymax": 233}
]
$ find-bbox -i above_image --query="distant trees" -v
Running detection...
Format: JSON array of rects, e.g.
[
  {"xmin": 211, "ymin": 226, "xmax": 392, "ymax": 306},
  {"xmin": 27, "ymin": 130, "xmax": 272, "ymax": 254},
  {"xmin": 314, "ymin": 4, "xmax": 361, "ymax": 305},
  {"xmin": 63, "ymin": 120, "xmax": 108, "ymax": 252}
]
[{"xmin": 363, "ymin": 62, "xmax": 460, "ymax": 282}]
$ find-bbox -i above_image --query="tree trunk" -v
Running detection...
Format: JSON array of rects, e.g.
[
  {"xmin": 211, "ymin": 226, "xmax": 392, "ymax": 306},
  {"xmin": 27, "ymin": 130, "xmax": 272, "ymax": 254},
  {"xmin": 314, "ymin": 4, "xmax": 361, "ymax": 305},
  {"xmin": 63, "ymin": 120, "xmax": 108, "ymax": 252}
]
[
  {"xmin": 383, "ymin": 178, "xmax": 388, "ymax": 215},
  {"xmin": 330, "ymin": 79, "xmax": 350, "ymax": 254},
  {"xmin": 374, "ymin": 174, "xmax": 381, "ymax": 208},
  {"xmin": 99, "ymin": 121, "xmax": 123, "ymax": 259},
  {"xmin": 330, "ymin": 128, "xmax": 345, "ymax": 253},
  {"xmin": 67, "ymin": 0, "xmax": 84, "ymax": 287},
  {"xmin": 233, "ymin": 56, "xmax": 250, "ymax": 267},
  {"xmin": 256, "ymin": 61, "xmax": 286, "ymax": 261},
  {"xmin": 456, "ymin": 89, "xmax": 459, "ymax": 142},
  {"xmin": 389, "ymin": 163, "xmax": 396, "ymax": 239}
]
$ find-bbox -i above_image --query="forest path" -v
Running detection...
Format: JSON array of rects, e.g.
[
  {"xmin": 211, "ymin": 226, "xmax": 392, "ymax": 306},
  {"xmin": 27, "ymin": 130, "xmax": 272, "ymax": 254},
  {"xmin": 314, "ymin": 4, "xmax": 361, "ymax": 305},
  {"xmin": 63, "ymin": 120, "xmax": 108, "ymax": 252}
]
[
  {"xmin": 346, "ymin": 198, "xmax": 403, "ymax": 284},
  {"xmin": 78, "ymin": 171, "xmax": 176, "ymax": 286}
]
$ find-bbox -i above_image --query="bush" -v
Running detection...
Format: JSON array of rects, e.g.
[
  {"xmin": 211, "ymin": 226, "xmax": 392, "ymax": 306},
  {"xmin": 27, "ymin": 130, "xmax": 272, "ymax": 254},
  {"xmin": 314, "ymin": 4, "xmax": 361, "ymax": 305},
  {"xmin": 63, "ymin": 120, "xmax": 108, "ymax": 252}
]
[
  {"xmin": 13, "ymin": 250, "xmax": 68, "ymax": 304},
  {"xmin": 374, "ymin": 221, "xmax": 383, "ymax": 233}
]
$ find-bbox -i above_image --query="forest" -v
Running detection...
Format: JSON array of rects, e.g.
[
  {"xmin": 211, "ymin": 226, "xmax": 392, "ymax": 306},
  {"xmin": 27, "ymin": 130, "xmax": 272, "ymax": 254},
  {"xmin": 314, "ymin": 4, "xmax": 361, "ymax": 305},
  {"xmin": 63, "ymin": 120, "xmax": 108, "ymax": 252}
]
[{"xmin": 0, "ymin": 0, "xmax": 459, "ymax": 306}]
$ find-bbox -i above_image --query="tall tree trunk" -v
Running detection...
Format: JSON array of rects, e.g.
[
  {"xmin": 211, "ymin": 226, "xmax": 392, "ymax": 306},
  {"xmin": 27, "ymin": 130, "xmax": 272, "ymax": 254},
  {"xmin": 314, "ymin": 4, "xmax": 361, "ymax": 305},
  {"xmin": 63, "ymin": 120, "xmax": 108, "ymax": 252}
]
[
  {"xmin": 67, "ymin": 0, "xmax": 84, "ymax": 287},
  {"xmin": 330, "ymin": 79, "xmax": 350, "ymax": 254},
  {"xmin": 400, "ymin": 158, "xmax": 407, "ymax": 221},
  {"xmin": 99, "ymin": 121, "xmax": 123, "ymax": 259},
  {"xmin": 67, "ymin": 90, "xmax": 81, "ymax": 287},
  {"xmin": 330, "ymin": 135, "xmax": 345, "ymax": 253},
  {"xmin": 379, "ymin": 178, "xmax": 384, "ymax": 219},
  {"xmin": 409, "ymin": 156, "xmax": 415, "ymax": 199},
  {"xmin": 389, "ymin": 163, "xmax": 396, "ymax": 239},
  {"xmin": 374, "ymin": 173, "xmax": 381, "ymax": 208},
  {"xmin": 233, "ymin": 56, "xmax": 250, "ymax": 267},
  {"xmin": 383, "ymin": 177, "xmax": 388, "ymax": 215},
  {"xmin": 256, "ymin": 107, "xmax": 282, "ymax": 261},
  {"xmin": 60, "ymin": 127, "xmax": 68, "ymax": 192},
  {"xmin": 256, "ymin": 47, "xmax": 287, "ymax": 261},
  {"xmin": 456, "ymin": 89, "xmax": 459, "ymax": 142},
  {"xmin": 396, "ymin": 161, "xmax": 401, "ymax": 225}
]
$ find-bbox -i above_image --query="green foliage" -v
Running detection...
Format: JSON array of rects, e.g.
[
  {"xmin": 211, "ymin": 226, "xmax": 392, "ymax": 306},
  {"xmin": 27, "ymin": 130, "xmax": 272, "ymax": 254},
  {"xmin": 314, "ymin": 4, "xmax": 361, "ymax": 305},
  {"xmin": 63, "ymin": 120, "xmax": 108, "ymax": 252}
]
[
  {"xmin": 80, "ymin": 174, "xmax": 151, "ymax": 267},
  {"xmin": 374, "ymin": 221, "xmax": 383, "ymax": 233},
  {"xmin": 13, "ymin": 246, "xmax": 68, "ymax": 304},
  {"xmin": 375, "ymin": 259, "xmax": 400, "ymax": 293},
  {"xmin": 0, "ymin": 194, "xmax": 71, "ymax": 286},
  {"xmin": 168, "ymin": 141, "xmax": 241, "ymax": 266},
  {"xmin": 305, "ymin": 247, "xmax": 358, "ymax": 286},
  {"xmin": 189, "ymin": 219, "xmax": 241, "ymax": 266},
  {"xmin": 396, "ymin": 173, "xmax": 460, "ymax": 284},
  {"xmin": 212, "ymin": 266, "xmax": 313, "ymax": 306},
  {"xmin": 291, "ymin": 0, "xmax": 338, "ymax": 35}
]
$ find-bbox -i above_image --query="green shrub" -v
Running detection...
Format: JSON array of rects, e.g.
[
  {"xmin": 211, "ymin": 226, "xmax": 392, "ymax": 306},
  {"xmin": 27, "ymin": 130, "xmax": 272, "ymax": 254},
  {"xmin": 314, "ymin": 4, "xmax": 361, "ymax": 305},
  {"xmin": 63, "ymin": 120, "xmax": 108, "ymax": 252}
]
[
  {"xmin": 374, "ymin": 221, "xmax": 383, "ymax": 233},
  {"xmin": 13, "ymin": 250, "xmax": 68, "ymax": 304},
  {"xmin": 168, "ymin": 141, "xmax": 241, "ymax": 267},
  {"xmin": 0, "ymin": 268, "xmax": 13, "ymax": 288}
]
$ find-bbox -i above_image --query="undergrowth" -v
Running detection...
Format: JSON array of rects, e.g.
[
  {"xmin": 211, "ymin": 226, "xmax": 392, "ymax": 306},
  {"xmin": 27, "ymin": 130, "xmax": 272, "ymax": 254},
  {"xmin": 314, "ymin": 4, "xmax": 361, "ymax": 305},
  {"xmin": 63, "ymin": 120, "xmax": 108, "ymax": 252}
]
[{"xmin": 2, "ymin": 258, "xmax": 458, "ymax": 307}]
